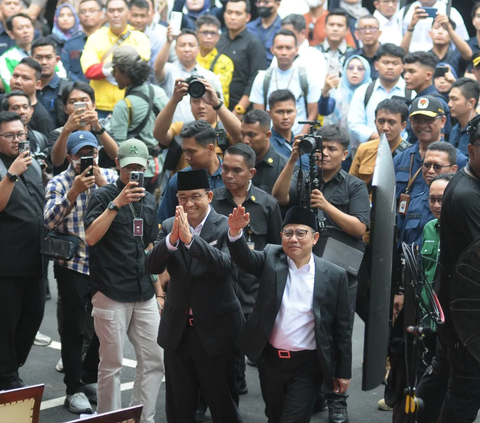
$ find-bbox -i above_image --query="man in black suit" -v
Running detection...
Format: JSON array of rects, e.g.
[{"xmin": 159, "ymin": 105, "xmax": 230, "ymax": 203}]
[
  {"xmin": 146, "ymin": 169, "xmax": 244, "ymax": 423},
  {"xmin": 227, "ymin": 205, "xmax": 353, "ymax": 423}
]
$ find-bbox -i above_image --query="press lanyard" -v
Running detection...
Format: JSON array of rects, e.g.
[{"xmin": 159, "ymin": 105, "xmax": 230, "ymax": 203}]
[{"xmin": 406, "ymin": 153, "xmax": 422, "ymax": 194}]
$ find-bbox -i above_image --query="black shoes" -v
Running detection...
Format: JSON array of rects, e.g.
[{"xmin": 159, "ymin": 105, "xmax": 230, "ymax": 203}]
[{"xmin": 329, "ymin": 408, "xmax": 349, "ymax": 423}]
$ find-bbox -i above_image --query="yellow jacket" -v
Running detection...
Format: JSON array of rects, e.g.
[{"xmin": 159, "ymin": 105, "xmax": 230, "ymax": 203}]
[{"xmin": 81, "ymin": 25, "xmax": 151, "ymax": 111}]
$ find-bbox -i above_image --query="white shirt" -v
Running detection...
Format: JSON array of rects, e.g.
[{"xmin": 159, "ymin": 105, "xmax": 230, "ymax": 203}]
[
  {"xmin": 374, "ymin": 10, "xmax": 403, "ymax": 46},
  {"xmin": 400, "ymin": 1, "xmax": 468, "ymax": 52},
  {"xmin": 250, "ymin": 64, "xmax": 322, "ymax": 135},
  {"xmin": 160, "ymin": 62, "xmax": 223, "ymax": 123},
  {"xmin": 348, "ymin": 77, "xmax": 407, "ymax": 148},
  {"xmin": 269, "ymin": 254, "xmax": 316, "ymax": 351}
]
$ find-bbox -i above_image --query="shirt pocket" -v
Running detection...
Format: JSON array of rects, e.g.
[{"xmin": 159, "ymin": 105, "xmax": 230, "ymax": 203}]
[{"xmin": 421, "ymin": 243, "xmax": 436, "ymax": 257}]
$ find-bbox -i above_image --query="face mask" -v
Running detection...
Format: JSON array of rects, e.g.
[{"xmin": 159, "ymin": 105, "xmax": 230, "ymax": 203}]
[
  {"xmin": 304, "ymin": 0, "xmax": 324, "ymax": 8},
  {"xmin": 257, "ymin": 6, "xmax": 273, "ymax": 18}
]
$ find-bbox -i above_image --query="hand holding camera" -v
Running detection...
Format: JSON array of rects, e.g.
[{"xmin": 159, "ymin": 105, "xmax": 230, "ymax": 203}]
[
  {"xmin": 200, "ymin": 79, "xmax": 220, "ymax": 106},
  {"xmin": 65, "ymin": 105, "xmax": 88, "ymax": 133},
  {"xmin": 322, "ymin": 74, "xmax": 340, "ymax": 96},
  {"xmin": 408, "ymin": 6, "xmax": 429, "ymax": 30},
  {"xmin": 310, "ymin": 189, "xmax": 330, "ymax": 211},
  {"xmin": 114, "ymin": 180, "xmax": 145, "ymax": 208},
  {"xmin": 9, "ymin": 150, "xmax": 32, "ymax": 176},
  {"xmin": 172, "ymin": 79, "xmax": 189, "ymax": 103}
]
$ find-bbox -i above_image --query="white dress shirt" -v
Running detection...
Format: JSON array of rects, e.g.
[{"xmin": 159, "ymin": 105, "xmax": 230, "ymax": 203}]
[
  {"xmin": 269, "ymin": 254, "xmax": 316, "ymax": 351},
  {"xmin": 400, "ymin": 0, "xmax": 468, "ymax": 52},
  {"xmin": 374, "ymin": 10, "xmax": 403, "ymax": 46}
]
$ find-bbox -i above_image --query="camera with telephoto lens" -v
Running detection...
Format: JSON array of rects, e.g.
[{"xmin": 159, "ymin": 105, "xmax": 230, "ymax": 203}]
[
  {"xmin": 297, "ymin": 121, "xmax": 323, "ymax": 155},
  {"xmin": 185, "ymin": 74, "xmax": 206, "ymax": 98}
]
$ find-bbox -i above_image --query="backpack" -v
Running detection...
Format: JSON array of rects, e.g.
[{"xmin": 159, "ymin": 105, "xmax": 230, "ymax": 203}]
[
  {"xmin": 263, "ymin": 66, "xmax": 309, "ymax": 112},
  {"xmin": 123, "ymin": 84, "xmax": 161, "ymax": 143}
]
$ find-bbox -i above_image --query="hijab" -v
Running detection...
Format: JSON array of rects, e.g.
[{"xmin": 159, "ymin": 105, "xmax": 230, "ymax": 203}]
[
  {"xmin": 52, "ymin": 3, "xmax": 81, "ymax": 41},
  {"xmin": 333, "ymin": 54, "xmax": 372, "ymax": 126}
]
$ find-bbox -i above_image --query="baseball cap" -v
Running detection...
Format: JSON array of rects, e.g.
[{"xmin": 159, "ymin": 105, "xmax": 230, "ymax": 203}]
[
  {"xmin": 104, "ymin": 45, "xmax": 143, "ymax": 68},
  {"xmin": 409, "ymin": 96, "xmax": 445, "ymax": 118},
  {"xmin": 66, "ymin": 131, "xmax": 98, "ymax": 155},
  {"xmin": 473, "ymin": 51, "xmax": 480, "ymax": 68},
  {"xmin": 117, "ymin": 139, "xmax": 149, "ymax": 168}
]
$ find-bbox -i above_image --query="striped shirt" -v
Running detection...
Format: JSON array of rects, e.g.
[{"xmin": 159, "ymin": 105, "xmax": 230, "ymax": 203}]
[{"xmin": 44, "ymin": 164, "xmax": 118, "ymax": 275}]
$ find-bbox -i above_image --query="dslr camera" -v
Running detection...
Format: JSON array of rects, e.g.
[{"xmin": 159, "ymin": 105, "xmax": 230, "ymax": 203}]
[
  {"xmin": 297, "ymin": 121, "xmax": 323, "ymax": 155},
  {"xmin": 185, "ymin": 74, "xmax": 206, "ymax": 98}
]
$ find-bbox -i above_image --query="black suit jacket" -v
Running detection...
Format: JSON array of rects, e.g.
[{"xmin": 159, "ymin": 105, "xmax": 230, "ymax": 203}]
[
  {"xmin": 228, "ymin": 236, "xmax": 352, "ymax": 390},
  {"xmin": 146, "ymin": 209, "xmax": 244, "ymax": 357}
]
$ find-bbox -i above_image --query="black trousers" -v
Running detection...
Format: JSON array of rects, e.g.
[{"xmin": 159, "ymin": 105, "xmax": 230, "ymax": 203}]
[
  {"xmin": 55, "ymin": 266, "xmax": 99, "ymax": 395},
  {"xmin": 437, "ymin": 342, "xmax": 480, "ymax": 423},
  {"xmin": 262, "ymin": 344, "xmax": 323, "ymax": 423},
  {"xmin": 164, "ymin": 320, "xmax": 242, "ymax": 423},
  {"xmin": 0, "ymin": 275, "xmax": 45, "ymax": 389},
  {"xmin": 324, "ymin": 276, "xmax": 358, "ymax": 409}
]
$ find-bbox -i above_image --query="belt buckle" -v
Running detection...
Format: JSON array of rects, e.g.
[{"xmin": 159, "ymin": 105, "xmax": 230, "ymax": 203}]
[
  {"xmin": 278, "ymin": 350, "xmax": 291, "ymax": 359},
  {"xmin": 189, "ymin": 318, "xmax": 194, "ymax": 326}
]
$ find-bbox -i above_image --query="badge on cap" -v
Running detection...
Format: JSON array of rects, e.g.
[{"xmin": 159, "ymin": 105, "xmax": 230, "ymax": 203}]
[
  {"xmin": 268, "ymin": 158, "xmax": 273, "ymax": 164},
  {"xmin": 418, "ymin": 98, "xmax": 429, "ymax": 109},
  {"xmin": 129, "ymin": 146, "xmax": 138, "ymax": 155},
  {"xmin": 79, "ymin": 134, "xmax": 84, "ymax": 139}
]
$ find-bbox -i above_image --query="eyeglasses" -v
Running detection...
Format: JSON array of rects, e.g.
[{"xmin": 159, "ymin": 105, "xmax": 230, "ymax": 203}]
[
  {"xmin": 0, "ymin": 131, "xmax": 27, "ymax": 142},
  {"xmin": 79, "ymin": 8, "xmax": 101, "ymax": 15},
  {"xmin": 411, "ymin": 116, "xmax": 442, "ymax": 125},
  {"xmin": 429, "ymin": 196, "xmax": 443, "ymax": 205},
  {"xmin": 422, "ymin": 162, "xmax": 452, "ymax": 172},
  {"xmin": 346, "ymin": 65, "xmax": 366, "ymax": 71},
  {"xmin": 357, "ymin": 26, "xmax": 379, "ymax": 33},
  {"xmin": 198, "ymin": 30, "xmax": 218, "ymax": 37},
  {"xmin": 177, "ymin": 192, "xmax": 209, "ymax": 204},
  {"xmin": 281, "ymin": 229, "xmax": 313, "ymax": 240}
]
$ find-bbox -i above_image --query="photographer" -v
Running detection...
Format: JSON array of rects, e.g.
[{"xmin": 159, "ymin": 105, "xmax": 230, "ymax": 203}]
[
  {"xmin": 154, "ymin": 28, "xmax": 223, "ymax": 123},
  {"xmin": 85, "ymin": 139, "xmax": 164, "ymax": 423},
  {"xmin": 47, "ymin": 81, "xmax": 118, "ymax": 175},
  {"xmin": 110, "ymin": 45, "xmax": 169, "ymax": 194},
  {"xmin": 153, "ymin": 77, "xmax": 242, "ymax": 172},
  {"xmin": 272, "ymin": 124, "xmax": 370, "ymax": 423}
]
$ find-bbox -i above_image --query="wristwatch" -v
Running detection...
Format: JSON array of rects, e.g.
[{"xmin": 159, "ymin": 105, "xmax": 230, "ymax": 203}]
[
  {"xmin": 6, "ymin": 172, "xmax": 18, "ymax": 182},
  {"xmin": 234, "ymin": 104, "xmax": 246, "ymax": 115},
  {"xmin": 212, "ymin": 100, "xmax": 224, "ymax": 111},
  {"xmin": 107, "ymin": 201, "xmax": 120, "ymax": 212},
  {"xmin": 93, "ymin": 125, "xmax": 106, "ymax": 135}
]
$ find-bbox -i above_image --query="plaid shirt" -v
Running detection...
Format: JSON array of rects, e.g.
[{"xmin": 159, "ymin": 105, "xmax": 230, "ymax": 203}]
[{"xmin": 44, "ymin": 165, "xmax": 118, "ymax": 275}]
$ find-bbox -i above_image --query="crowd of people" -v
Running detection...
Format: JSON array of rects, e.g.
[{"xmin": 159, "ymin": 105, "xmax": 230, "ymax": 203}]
[{"xmin": 2, "ymin": 0, "xmax": 480, "ymax": 422}]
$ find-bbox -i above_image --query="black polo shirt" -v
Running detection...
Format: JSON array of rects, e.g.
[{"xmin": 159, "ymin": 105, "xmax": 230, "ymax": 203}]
[
  {"xmin": 85, "ymin": 179, "xmax": 159, "ymax": 303},
  {"xmin": 290, "ymin": 168, "xmax": 371, "ymax": 231},
  {"xmin": 0, "ymin": 153, "xmax": 45, "ymax": 277},
  {"xmin": 211, "ymin": 183, "xmax": 282, "ymax": 313},
  {"xmin": 216, "ymin": 28, "xmax": 267, "ymax": 110}
]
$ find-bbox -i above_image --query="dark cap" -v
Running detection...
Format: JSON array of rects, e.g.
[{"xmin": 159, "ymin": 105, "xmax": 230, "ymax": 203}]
[
  {"xmin": 409, "ymin": 96, "xmax": 445, "ymax": 118},
  {"xmin": 104, "ymin": 45, "xmax": 143, "ymax": 68},
  {"xmin": 177, "ymin": 169, "xmax": 210, "ymax": 191},
  {"xmin": 282, "ymin": 206, "xmax": 318, "ymax": 231}
]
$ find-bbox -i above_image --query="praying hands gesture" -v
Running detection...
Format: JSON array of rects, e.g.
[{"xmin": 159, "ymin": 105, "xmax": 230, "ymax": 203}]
[
  {"xmin": 228, "ymin": 205, "xmax": 250, "ymax": 237},
  {"xmin": 170, "ymin": 206, "xmax": 192, "ymax": 245}
]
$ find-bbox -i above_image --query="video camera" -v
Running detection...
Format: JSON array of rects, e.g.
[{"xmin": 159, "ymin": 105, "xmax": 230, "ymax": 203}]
[
  {"xmin": 185, "ymin": 74, "xmax": 206, "ymax": 98},
  {"xmin": 298, "ymin": 120, "xmax": 323, "ymax": 155}
]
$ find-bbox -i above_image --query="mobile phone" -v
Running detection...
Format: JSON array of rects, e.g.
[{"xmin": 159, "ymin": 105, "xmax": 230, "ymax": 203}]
[
  {"xmin": 129, "ymin": 171, "xmax": 144, "ymax": 188},
  {"xmin": 18, "ymin": 140, "xmax": 30, "ymax": 155},
  {"xmin": 422, "ymin": 7, "xmax": 437, "ymax": 18},
  {"xmin": 74, "ymin": 101, "xmax": 87, "ymax": 126},
  {"xmin": 329, "ymin": 60, "xmax": 340, "ymax": 77},
  {"xmin": 434, "ymin": 65, "xmax": 448, "ymax": 78},
  {"xmin": 81, "ymin": 156, "xmax": 94, "ymax": 177},
  {"xmin": 170, "ymin": 11, "xmax": 183, "ymax": 36}
]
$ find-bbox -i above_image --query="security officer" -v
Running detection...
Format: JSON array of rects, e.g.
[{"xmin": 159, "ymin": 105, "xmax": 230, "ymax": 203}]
[
  {"xmin": 211, "ymin": 143, "xmax": 282, "ymax": 396},
  {"xmin": 272, "ymin": 124, "xmax": 370, "ymax": 423},
  {"xmin": 397, "ymin": 141, "xmax": 458, "ymax": 248}
]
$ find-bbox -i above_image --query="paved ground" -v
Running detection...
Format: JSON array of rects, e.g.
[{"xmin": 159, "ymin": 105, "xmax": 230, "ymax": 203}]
[{"xmin": 20, "ymin": 265, "xmax": 408, "ymax": 422}]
